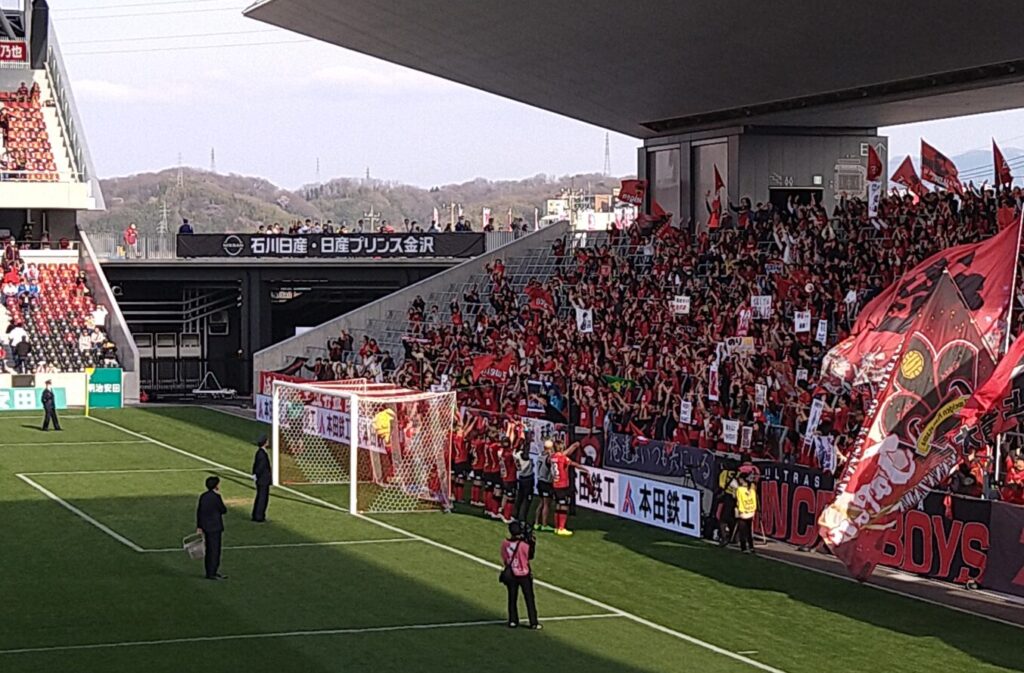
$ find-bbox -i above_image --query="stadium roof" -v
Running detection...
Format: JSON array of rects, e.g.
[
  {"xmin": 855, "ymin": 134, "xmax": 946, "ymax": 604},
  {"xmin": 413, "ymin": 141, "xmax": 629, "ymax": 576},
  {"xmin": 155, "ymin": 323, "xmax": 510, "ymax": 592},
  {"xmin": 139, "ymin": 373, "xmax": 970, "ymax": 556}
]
[{"xmin": 246, "ymin": 1, "xmax": 1024, "ymax": 139}]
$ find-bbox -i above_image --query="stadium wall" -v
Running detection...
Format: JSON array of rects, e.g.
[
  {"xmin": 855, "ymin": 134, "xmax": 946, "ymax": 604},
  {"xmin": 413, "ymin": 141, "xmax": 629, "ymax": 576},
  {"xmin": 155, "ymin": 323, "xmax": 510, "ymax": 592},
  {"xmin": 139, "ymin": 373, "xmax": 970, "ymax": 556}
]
[{"xmin": 252, "ymin": 221, "xmax": 571, "ymax": 395}]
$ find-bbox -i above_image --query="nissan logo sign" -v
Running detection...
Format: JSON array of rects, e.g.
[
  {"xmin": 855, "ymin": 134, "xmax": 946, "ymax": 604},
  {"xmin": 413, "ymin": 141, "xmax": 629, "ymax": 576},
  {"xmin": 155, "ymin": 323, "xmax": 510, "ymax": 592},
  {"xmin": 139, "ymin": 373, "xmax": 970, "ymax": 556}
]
[{"xmin": 222, "ymin": 235, "xmax": 244, "ymax": 257}]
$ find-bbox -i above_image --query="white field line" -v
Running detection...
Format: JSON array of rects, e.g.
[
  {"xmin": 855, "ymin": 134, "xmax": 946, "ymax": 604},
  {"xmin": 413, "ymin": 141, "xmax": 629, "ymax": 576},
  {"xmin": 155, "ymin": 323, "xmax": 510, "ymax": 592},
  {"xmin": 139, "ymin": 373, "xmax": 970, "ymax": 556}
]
[
  {"xmin": 2, "ymin": 440, "xmax": 151, "ymax": 448},
  {"xmin": 87, "ymin": 416, "xmax": 787, "ymax": 673},
  {"xmin": 15, "ymin": 474, "xmax": 145, "ymax": 552},
  {"xmin": 21, "ymin": 468, "xmax": 215, "ymax": 476},
  {"xmin": 0, "ymin": 613, "xmax": 622, "ymax": 656},
  {"xmin": 141, "ymin": 538, "xmax": 416, "ymax": 553}
]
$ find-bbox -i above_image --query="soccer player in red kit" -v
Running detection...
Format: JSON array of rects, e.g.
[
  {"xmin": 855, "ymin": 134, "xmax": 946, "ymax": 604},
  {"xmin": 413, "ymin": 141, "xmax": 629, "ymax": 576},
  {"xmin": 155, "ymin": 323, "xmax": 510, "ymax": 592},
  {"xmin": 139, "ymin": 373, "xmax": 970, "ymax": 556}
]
[
  {"xmin": 469, "ymin": 429, "xmax": 488, "ymax": 507},
  {"xmin": 551, "ymin": 440, "xmax": 587, "ymax": 537},
  {"xmin": 482, "ymin": 434, "xmax": 505, "ymax": 519},
  {"xmin": 451, "ymin": 417, "xmax": 471, "ymax": 503},
  {"xmin": 498, "ymin": 437, "xmax": 519, "ymax": 523}
]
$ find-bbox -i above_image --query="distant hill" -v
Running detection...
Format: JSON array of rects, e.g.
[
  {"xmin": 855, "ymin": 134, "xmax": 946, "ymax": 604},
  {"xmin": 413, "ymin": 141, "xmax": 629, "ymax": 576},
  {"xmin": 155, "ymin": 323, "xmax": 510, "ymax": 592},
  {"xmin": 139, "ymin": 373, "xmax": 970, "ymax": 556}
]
[{"xmin": 79, "ymin": 169, "xmax": 630, "ymax": 234}]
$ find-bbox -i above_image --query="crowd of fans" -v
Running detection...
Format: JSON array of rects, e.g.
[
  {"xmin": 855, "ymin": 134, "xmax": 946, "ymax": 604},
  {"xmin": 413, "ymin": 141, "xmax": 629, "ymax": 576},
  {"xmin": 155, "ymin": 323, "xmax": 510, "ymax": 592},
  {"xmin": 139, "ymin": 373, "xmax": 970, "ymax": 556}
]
[
  {"xmin": 365, "ymin": 185, "xmax": 1024, "ymax": 501},
  {"xmin": 1, "ymin": 238, "xmax": 117, "ymax": 374}
]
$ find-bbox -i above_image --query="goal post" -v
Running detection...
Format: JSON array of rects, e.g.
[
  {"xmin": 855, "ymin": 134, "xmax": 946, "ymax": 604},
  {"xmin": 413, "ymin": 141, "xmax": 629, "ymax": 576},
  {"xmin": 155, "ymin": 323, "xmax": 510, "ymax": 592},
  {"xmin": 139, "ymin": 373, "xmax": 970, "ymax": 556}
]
[{"xmin": 271, "ymin": 379, "xmax": 456, "ymax": 513}]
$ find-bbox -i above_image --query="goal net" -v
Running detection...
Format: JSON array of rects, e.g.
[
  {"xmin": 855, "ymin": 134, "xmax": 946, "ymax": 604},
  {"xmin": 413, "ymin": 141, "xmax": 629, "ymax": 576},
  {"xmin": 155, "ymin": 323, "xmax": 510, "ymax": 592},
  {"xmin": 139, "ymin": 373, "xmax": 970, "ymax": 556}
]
[{"xmin": 271, "ymin": 379, "xmax": 456, "ymax": 513}]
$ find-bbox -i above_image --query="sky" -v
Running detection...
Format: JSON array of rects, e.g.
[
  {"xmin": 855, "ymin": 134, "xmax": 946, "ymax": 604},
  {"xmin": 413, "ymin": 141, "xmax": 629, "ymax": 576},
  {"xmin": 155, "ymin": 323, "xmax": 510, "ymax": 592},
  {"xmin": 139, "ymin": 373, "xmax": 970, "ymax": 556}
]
[{"xmin": 51, "ymin": 0, "xmax": 1024, "ymax": 189}]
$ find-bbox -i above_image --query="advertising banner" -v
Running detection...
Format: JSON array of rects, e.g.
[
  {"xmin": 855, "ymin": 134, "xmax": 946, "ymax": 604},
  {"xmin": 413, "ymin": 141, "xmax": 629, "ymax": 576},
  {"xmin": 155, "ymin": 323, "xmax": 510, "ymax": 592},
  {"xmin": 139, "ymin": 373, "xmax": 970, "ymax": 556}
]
[
  {"xmin": 575, "ymin": 466, "xmax": 620, "ymax": 517},
  {"xmin": 87, "ymin": 368, "xmax": 124, "ymax": 409},
  {"xmin": 755, "ymin": 461, "xmax": 990, "ymax": 586},
  {"xmin": 177, "ymin": 233, "xmax": 486, "ymax": 259},
  {"xmin": 0, "ymin": 387, "xmax": 67, "ymax": 412},
  {"xmin": 618, "ymin": 472, "xmax": 701, "ymax": 537}
]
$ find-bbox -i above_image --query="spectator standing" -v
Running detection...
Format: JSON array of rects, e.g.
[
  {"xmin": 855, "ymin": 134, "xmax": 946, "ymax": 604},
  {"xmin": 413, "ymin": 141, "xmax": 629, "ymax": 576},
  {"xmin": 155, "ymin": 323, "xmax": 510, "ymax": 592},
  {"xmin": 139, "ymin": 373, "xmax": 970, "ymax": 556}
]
[
  {"xmin": 123, "ymin": 223, "xmax": 139, "ymax": 259},
  {"xmin": 500, "ymin": 521, "xmax": 540, "ymax": 629},
  {"xmin": 178, "ymin": 218, "xmax": 194, "ymax": 235},
  {"xmin": 13, "ymin": 335, "xmax": 30, "ymax": 373},
  {"xmin": 734, "ymin": 472, "xmax": 758, "ymax": 554}
]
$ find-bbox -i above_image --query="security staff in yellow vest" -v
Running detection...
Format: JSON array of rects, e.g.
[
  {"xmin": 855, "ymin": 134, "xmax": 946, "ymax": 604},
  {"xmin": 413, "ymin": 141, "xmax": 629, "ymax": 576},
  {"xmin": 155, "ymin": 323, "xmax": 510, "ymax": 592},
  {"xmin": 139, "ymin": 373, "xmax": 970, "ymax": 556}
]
[{"xmin": 734, "ymin": 473, "xmax": 758, "ymax": 554}]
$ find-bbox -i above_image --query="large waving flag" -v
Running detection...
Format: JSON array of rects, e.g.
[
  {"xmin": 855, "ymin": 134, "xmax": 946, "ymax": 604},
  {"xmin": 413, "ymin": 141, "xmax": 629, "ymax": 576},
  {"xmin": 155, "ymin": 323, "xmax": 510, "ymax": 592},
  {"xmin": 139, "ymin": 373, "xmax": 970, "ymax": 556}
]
[
  {"xmin": 921, "ymin": 140, "xmax": 963, "ymax": 194},
  {"xmin": 819, "ymin": 273, "xmax": 997, "ymax": 580},
  {"xmin": 824, "ymin": 215, "xmax": 1020, "ymax": 385}
]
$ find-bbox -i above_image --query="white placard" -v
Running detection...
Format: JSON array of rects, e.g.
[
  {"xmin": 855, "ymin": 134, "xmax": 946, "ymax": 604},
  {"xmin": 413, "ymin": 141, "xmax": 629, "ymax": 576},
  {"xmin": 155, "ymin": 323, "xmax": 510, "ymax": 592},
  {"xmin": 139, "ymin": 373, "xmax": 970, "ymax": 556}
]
[
  {"xmin": 794, "ymin": 310, "xmax": 811, "ymax": 333},
  {"xmin": 723, "ymin": 419, "xmax": 740, "ymax": 445},
  {"xmin": 679, "ymin": 399, "xmax": 693, "ymax": 425},
  {"xmin": 741, "ymin": 425, "xmax": 753, "ymax": 449},
  {"xmin": 575, "ymin": 307, "xmax": 593, "ymax": 333},
  {"xmin": 755, "ymin": 383, "xmax": 767, "ymax": 406},
  {"xmin": 752, "ymin": 295, "xmax": 773, "ymax": 319},
  {"xmin": 815, "ymin": 319, "xmax": 828, "ymax": 346},
  {"xmin": 671, "ymin": 295, "xmax": 691, "ymax": 314},
  {"xmin": 804, "ymin": 397, "xmax": 826, "ymax": 445}
]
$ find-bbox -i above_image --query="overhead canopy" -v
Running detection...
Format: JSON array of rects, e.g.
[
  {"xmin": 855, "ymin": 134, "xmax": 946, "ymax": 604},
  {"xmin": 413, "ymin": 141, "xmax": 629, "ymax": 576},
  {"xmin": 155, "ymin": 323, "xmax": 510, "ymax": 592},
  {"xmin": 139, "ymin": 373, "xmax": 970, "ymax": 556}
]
[{"xmin": 246, "ymin": 0, "xmax": 1024, "ymax": 138}]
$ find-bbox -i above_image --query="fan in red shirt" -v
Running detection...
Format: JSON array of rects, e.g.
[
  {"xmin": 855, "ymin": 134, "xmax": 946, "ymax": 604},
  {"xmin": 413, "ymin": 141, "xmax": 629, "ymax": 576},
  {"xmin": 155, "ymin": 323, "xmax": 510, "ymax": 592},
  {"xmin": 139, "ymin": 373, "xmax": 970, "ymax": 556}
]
[{"xmin": 550, "ymin": 440, "xmax": 588, "ymax": 537}]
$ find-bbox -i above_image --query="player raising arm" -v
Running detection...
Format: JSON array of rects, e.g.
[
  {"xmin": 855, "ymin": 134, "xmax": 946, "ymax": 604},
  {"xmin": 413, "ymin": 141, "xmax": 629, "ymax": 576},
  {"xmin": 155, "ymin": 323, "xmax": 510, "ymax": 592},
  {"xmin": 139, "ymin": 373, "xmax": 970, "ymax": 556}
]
[{"xmin": 551, "ymin": 440, "xmax": 588, "ymax": 537}]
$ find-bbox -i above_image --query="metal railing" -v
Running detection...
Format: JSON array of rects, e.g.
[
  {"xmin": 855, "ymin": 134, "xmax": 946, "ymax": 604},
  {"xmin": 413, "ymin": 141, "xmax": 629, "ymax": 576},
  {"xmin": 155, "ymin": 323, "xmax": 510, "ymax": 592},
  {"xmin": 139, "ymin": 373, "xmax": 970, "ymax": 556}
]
[{"xmin": 44, "ymin": 26, "xmax": 92, "ymax": 184}]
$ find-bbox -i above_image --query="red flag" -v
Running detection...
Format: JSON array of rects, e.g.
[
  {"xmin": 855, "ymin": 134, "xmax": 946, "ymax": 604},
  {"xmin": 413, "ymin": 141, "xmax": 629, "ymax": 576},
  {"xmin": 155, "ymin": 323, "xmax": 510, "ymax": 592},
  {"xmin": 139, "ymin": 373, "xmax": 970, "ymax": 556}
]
[
  {"xmin": 713, "ymin": 164, "xmax": 724, "ymax": 193},
  {"xmin": 617, "ymin": 179, "xmax": 647, "ymax": 206},
  {"xmin": 819, "ymin": 273, "xmax": 997, "ymax": 580},
  {"xmin": 890, "ymin": 156, "xmax": 926, "ymax": 197},
  {"xmin": 471, "ymin": 353, "xmax": 515, "ymax": 384},
  {"xmin": 825, "ymin": 217, "xmax": 1020, "ymax": 385},
  {"xmin": 525, "ymin": 285, "xmax": 555, "ymax": 313},
  {"xmin": 866, "ymin": 145, "xmax": 883, "ymax": 182},
  {"xmin": 954, "ymin": 331, "xmax": 1024, "ymax": 443},
  {"xmin": 920, "ymin": 140, "xmax": 962, "ymax": 194},
  {"xmin": 993, "ymin": 139, "xmax": 1013, "ymax": 187}
]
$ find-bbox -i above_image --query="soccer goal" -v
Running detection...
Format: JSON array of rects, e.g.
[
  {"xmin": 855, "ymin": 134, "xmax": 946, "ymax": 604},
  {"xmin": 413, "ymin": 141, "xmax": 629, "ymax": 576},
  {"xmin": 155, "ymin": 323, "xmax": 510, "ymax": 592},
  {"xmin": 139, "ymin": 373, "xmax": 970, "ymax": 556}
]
[{"xmin": 271, "ymin": 379, "xmax": 457, "ymax": 513}]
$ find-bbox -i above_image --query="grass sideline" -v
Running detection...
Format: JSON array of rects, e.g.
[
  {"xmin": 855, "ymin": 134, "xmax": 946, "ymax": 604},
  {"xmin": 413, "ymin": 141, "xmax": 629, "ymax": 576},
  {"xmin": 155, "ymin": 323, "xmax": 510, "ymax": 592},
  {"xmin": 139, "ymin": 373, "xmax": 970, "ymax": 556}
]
[{"xmin": 0, "ymin": 407, "xmax": 1018, "ymax": 673}]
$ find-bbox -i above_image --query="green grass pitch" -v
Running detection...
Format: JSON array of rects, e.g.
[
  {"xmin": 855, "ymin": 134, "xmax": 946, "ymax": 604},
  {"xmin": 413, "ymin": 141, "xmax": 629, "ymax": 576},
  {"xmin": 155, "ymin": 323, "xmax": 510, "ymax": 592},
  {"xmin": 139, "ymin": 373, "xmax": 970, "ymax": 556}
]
[{"xmin": 0, "ymin": 407, "xmax": 1020, "ymax": 673}]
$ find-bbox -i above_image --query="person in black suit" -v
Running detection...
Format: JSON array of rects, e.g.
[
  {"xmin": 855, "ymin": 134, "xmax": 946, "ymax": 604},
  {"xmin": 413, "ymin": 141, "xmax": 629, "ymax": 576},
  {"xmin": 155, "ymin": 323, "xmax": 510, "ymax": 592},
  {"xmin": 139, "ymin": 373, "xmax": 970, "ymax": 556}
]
[
  {"xmin": 41, "ymin": 380, "xmax": 61, "ymax": 431},
  {"xmin": 196, "ymin": 476, "xmax": 227, "ymax": 580},
  {"xmin": 251, "ymin": 435, "xmax": 272, "ymax": 522}
]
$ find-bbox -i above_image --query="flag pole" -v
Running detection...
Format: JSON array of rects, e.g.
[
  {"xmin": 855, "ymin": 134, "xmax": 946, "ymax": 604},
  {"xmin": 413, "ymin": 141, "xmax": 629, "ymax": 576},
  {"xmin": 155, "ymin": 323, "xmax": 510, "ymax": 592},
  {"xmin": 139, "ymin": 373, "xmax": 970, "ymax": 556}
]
[{"xmin": 995, "ymin": 212, "xmax": 1023, "ymax": 484}]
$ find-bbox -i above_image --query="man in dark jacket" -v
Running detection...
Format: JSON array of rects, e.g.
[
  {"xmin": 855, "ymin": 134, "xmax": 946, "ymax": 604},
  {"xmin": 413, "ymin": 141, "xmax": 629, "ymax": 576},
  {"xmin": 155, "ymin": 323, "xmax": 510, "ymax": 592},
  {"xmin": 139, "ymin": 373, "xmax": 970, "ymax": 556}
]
[
  {"xmin": 251, "ymin": 435, "xmax": 272, "ymax": 522},
  {"xmin": 196, "ymin": 476, "xmax": 227, "ymax": 580},
  {"xmin": 41, "ymin": 379, "xmax": 60, "ymax": 431}
]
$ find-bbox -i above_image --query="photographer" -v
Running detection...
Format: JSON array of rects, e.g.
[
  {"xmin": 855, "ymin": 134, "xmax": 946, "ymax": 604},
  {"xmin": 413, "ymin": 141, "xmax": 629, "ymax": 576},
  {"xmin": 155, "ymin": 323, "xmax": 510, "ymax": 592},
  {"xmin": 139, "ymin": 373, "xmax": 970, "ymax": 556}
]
[{"xmin": 499, "ymin": 521, "xmax": 540, "ymax": 629}]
